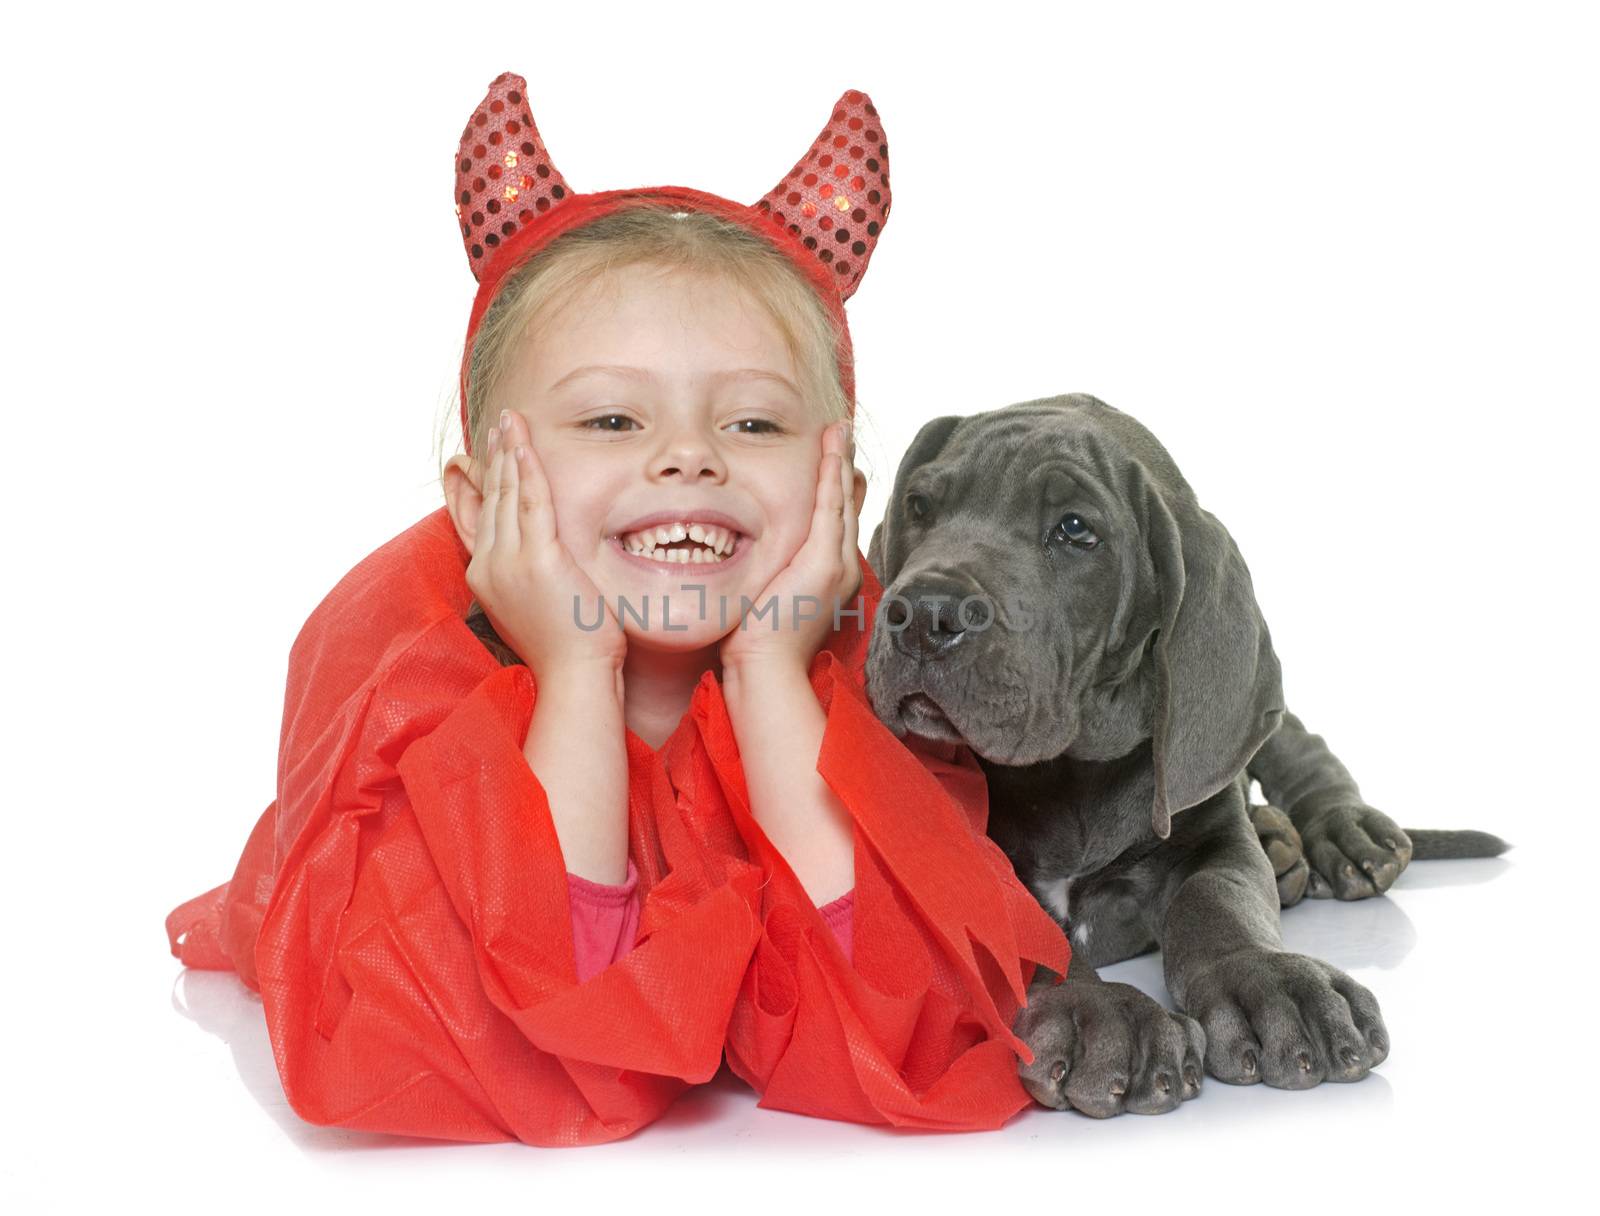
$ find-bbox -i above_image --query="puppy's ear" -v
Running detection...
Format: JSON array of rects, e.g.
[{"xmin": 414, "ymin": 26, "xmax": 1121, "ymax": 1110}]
[
  {"xmin": 1139, "ymin": 470, "xmax": 1284, "ymax": 838},
  {"xmin": 866, "ymin": 521, "xmax": 886, "ymax": 584},
  {"xmin": 875, "ymin": 414, "xmax": 966, "ymax": 586}
]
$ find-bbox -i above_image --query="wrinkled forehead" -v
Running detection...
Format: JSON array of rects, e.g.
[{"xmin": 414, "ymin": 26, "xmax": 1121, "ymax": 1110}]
[{"xmin": 914, "ymin": 407, "xmax": 1133, "ymax": 509}]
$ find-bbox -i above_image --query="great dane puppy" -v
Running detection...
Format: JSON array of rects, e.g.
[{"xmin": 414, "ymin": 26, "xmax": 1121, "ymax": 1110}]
[{"xmin": 864, "ymin": 394, "xmax": 1507, "ymax": 1118}]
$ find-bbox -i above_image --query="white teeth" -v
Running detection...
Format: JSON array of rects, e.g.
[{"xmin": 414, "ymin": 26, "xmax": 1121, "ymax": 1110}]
[
  {"xmin": 634, "ymin": 543, "xmax": 723, "ymax": 564},
  {"xmin": 692, "ymin": 525, "xmax": 731, "ymax": 553},
  {"xmin": 618, "ymin": 521, "xmax": 740, "ymax": 560}
]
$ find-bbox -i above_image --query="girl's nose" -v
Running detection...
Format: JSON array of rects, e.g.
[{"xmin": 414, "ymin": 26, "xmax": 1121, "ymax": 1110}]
[{"xmin": 650, "ymin": 425, "xmax": 726, "ymax": 482}]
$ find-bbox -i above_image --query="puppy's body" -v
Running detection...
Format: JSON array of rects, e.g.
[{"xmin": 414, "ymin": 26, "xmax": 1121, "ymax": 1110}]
[{"xmin": 865, "ymin": 394, "xmax": 1507, "ymax": 1118}]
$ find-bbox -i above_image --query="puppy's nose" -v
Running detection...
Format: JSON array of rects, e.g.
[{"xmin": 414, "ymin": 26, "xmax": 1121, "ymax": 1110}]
[{"xmin": 885, "ymin": 580, "xmax": 969, "ymax": 659}]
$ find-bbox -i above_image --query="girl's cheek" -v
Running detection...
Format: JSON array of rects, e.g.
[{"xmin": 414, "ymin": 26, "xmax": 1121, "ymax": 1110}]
[{"xmin": 767, "ymin": 524, "xmax": 809, "ymax": 571}]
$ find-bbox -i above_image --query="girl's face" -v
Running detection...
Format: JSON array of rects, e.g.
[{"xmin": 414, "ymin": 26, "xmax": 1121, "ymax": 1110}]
[{"xmin": 478, "ymin": 262, "xmax": 844, "ymax": 651}]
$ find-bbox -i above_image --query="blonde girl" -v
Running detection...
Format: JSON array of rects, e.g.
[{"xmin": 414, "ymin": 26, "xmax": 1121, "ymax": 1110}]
[{"xmin": 166, "ymin": 72, "xmax": 1070, "ymax": 1147}]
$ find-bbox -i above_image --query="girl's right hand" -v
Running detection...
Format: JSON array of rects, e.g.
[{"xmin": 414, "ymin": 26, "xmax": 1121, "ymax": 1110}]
[{"xmin": 466, "ymin": 409, "xmax": 627, "ymax": 679}]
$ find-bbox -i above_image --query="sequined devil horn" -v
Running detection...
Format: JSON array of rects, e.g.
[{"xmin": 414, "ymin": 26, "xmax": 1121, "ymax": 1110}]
[
  {"xmin": 454, "ymin": 72, "xmax": 572, "ymax": 281},
  {"xmin": 757, "ymin": 89, "xmax": 892, "ymax": 302}
]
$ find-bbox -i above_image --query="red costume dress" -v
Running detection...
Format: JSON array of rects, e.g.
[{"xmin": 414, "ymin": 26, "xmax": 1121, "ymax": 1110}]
[{"xmin": 164, "ymin": 72, "xmax": 1071, "ymax": 1146}]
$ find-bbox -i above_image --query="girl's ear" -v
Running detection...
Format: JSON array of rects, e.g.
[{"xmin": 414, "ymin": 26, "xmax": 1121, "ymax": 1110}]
[{"xmin": 442, "ymin": 454, "xmax": 486, "ymax": 556}]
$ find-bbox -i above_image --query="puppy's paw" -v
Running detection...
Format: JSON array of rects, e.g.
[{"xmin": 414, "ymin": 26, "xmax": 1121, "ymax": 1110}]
[
  {"xmin": 1298, "ymin": 804, "xmax": 1412, "ymax": 899},
  {"xmin": 1184, "ymin": 949, "xmax": 1389, "ymax": 1088},
  {"xmin": 1014, "ymin": 978, "xmax": 1205, "ymax": 1118},
  {"xmin": 1250, "ymin": 802, "xmax": 1309, "ymax": 907}
]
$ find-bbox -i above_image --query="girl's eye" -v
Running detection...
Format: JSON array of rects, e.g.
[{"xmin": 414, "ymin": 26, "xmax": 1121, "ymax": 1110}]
[
  {"xmin": 581, "ymin": 413, "xmax": 638, "ymax": 432},
  {"xmin": 1052, "ymin": 512, "xmax": 1102, "ymax": 550},
  {"xmin": 579, "ymin": 415, "xmax": 784, "ymax": 435}
]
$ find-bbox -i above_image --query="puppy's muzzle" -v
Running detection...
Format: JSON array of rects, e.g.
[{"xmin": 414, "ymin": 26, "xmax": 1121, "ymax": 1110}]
[{"xmin": 885, "ymin": 578, "xmax": 975, "ymax": 660}]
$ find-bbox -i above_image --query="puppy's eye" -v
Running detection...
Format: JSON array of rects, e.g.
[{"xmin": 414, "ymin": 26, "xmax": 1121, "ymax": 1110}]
[
  {"xmin": 906, "ymin": 492, "xmax": 932, "ymax": 521},
  {"xmin": 1052, "ymin": 512, "xmax": 1101, "ymax": 550}
]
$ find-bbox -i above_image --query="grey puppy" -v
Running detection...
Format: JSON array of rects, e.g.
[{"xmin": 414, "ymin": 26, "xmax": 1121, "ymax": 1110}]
[{"xmin": 863, "ymin": 393, "xmax": 1508, "ymax": 1118}]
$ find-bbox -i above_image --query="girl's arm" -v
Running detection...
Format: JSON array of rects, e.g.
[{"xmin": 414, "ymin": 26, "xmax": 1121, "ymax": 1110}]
[
  {"xmin": 518, "ymin": 631, "xmax": 854, "ymax": 976},
  {"xmin": 720, "ymin": 656, "xmax": 855, "ymax": 906},
  {"xmin": 523, "ymin": 660, "xmax": 630, "ymax": 884},
  {"xmin": 520, "ymin": 643, "xmax": 850, "ymax": 977},
  {"xmin": 550, "ymin": 649, "xmax": 857, "ymax": 985}
]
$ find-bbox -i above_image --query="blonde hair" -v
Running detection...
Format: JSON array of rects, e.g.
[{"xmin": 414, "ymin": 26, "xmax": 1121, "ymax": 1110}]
[{"xmin": 438, "ymin": 203, "xmax": 855, "ymax": 488}]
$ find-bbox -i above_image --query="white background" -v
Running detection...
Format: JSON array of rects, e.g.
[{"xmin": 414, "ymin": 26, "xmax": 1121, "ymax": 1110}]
[{"xmin": 3, "ymin": 1, "xmax": 1593, "ymax": 1210}]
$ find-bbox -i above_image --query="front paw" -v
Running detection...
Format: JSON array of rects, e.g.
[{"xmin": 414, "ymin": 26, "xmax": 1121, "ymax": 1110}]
[
  {"xmin": 1184, "ymin": 950, "xmax": 1389, "ymax": 1088},
  {"xmin": 1250, "ymin": 802, "xmax": 1309, "ymax": 907},
  {"xmin": 1015, "ymin": 979, "xmax": 1206, "ymax": 1118},
  {"xmin": 1298, "ymin": 804, "xmax": 1412, "ymax": 899}
]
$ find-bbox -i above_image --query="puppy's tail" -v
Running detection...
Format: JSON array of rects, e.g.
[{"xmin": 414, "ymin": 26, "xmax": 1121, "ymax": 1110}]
[{"xmin": 1403, "ymin": 828, "xmax": 1512, "ymax": 860}]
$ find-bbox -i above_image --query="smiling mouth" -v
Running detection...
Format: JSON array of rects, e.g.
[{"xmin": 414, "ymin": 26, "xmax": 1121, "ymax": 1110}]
[
  {"xmin": 609, "ymin": 531, "xmax": 750, "ymax": 574},
  {"xmin": 614, "ymin": 522, "xmax": 744, "ymax": 564}
]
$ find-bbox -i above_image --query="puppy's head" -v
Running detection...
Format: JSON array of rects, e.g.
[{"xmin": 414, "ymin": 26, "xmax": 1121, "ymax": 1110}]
[{"xmin": 865, "ymin": 394, "xmax": 1283, "ymax": 837}]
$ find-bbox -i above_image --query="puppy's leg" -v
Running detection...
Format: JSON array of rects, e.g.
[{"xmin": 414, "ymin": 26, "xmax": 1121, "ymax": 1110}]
[
  {"xmin": 1157, "ymin": 780, "xmax": 1389, "ymax": 1088},
  {"xmin": 1013, "ymin": 961, "xmax": 1205, "ymax": 1118},
  {"xmin": 1249, "ymin": 802, "xmax": 1310, "ymax": 907},
  {"xmin": 1247, "ymin": 709, "xmax": 1412, "ymax": 899}
]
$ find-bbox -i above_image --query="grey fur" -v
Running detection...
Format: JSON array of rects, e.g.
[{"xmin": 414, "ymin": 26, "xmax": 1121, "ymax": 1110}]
[{"xmin": 864, "ymin": 393, "xmax": 1510, "ymax": 1118}]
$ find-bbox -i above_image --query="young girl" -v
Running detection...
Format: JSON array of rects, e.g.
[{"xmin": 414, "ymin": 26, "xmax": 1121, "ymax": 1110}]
[{"xmin": 165, "ymin": 72, "xmax": 1070, "ymax": 1147}]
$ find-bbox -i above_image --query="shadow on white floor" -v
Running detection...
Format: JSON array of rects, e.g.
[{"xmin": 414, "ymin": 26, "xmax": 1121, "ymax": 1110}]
[{"xmin": 170, "ymin": 856, "xmax": 1514, "ymax": 1153}]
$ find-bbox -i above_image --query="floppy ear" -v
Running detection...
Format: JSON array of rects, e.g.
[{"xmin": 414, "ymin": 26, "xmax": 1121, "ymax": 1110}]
[
  {"xmin": 866, "ymin": 521, "xmax": 886, "ymax": 584},
  {"xmin": 874, "ymin": 414, "xmax": 965, "ymax": 587},
  {"xmin": 1139, "ymin": 470, "xmax": 1284, "ymax": 839}
]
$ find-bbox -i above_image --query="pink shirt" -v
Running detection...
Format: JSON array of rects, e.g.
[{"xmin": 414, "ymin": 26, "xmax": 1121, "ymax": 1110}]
[{"xmin": 568, "ymin": 861, "xmax": 853, "ymax": 982}]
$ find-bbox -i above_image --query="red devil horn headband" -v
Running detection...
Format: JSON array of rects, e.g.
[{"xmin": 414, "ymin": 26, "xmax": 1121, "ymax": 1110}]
[
  {"xmin": 453, "ymin": 71, "xmax": 892, "ymax": 453},
  {"xmin": 454, "ymin": 71, "xmax": 891, "ymax": 295}
]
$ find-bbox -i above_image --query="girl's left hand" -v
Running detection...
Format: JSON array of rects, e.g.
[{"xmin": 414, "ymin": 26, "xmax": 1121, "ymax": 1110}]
[{"xmin": 719, "ymin": 420, "xmax": 862, "ymax": 674}]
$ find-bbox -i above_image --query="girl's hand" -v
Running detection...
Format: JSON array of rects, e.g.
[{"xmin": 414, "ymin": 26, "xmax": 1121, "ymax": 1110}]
[
  {"xmin": 467, "ymin": 409, "xmax": 627, "ymax": 678},
  {"xmin": 719, "ymin": 420, "xmax": 862, "ymax": 675}
]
